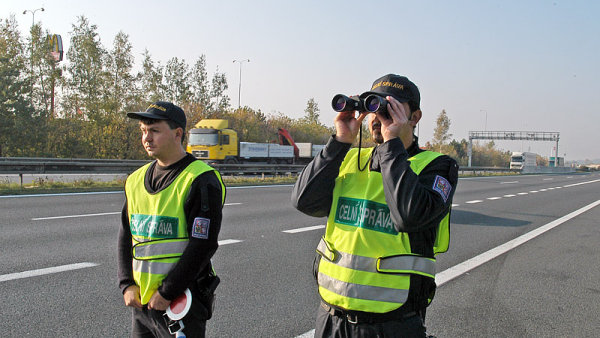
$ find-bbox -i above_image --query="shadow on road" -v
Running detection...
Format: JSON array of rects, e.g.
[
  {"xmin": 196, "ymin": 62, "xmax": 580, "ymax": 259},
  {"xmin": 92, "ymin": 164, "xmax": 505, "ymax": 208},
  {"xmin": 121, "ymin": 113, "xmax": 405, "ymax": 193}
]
[{"xmin": 450, "ymin": 209, "xmax": 530, "ymax": 227}]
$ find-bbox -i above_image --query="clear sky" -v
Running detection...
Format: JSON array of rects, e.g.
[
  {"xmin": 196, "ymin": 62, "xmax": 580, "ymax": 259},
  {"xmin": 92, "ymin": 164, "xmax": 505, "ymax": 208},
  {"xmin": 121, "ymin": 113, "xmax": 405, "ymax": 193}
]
[{"xmin": 3, "ymin": 0, "xmax": 599, "ymax": 161}]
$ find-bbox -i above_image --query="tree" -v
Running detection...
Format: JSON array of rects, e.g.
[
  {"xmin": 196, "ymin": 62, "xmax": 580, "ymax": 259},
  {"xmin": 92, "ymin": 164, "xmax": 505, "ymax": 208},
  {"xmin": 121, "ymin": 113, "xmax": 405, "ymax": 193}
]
[
  {"xmin": 303, "ymin": 98, "xmax": 320, "ymax": 124},
  {"xmin": 137, "ymin": 49, "xmax": 165, "ymax": 104},
  {"xmin": 164, "ymin": 57, "xmax": 191, "ymax": 104},
  {"xmin": 432, "ymin": 109, "xmax": 452, "ymax": 152},
  {"xmin": 105, "ymin": 31, "xmax": 135, "ymax": 114},
  {"xmin": 0, "ymin": 15, "xmax": 35, "ymax": 156},
  {"xmin": 64, "ymin": 16, "xmax": 106, "ymax": 122},
  {"xmin": 210, "ymin": 67, "xmax": 230, "ymax": 112}
]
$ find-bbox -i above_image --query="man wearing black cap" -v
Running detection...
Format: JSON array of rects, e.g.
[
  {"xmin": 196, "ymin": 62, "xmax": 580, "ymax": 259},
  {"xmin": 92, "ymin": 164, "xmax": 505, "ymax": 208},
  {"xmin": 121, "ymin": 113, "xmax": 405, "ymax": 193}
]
[
  {"xmin": 118, "ymin": 101, "xmax": 225, "ymax": 337},
  {"xmin": 292, "ymin": 75, "xmax": 458, "ymax": 337}
]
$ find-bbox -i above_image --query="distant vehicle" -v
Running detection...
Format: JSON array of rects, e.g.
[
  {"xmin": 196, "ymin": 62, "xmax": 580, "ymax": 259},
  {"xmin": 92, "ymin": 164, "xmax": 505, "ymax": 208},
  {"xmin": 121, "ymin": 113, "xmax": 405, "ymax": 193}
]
[
  {"xmin": 510, "ymin": 151, "xmax": 537, "ymax": 169},
  {"xmin": 186, "ymin": 119, "xmax": 324, "ymax": 164},
  {"xmin": 548, "ymin": 156, "xmax": 564, "ymax": 167}
]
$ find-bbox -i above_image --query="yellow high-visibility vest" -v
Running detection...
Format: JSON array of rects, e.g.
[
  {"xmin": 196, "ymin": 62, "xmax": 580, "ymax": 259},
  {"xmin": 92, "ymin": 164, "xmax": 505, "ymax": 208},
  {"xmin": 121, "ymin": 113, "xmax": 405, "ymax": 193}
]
[
  {"xmin": 317, "ymin": 148, "xmax": 450, "ymax": 313},
  {"xmin": 125, "ymin": 160, "xmax": 225, "ymax": 304}
]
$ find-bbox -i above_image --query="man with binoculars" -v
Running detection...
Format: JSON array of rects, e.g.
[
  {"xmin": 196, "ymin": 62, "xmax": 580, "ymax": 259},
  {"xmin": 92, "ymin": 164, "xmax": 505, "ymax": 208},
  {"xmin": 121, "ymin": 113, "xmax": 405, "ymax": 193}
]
[{"xmin": 292, "ymin": 74, "xmax": 458, "ymax": 337}]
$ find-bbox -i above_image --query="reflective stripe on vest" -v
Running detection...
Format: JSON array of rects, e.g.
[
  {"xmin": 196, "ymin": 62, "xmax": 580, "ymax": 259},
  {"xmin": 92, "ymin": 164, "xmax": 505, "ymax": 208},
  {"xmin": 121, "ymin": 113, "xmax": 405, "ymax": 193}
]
[
  {"xmin": 132, "ymin": 239, "xmax": 189, "ymax": 260},
  {"xmin": 317, "ymin": 148, "xmax": 448, "ymax": 313},
  {"xmin": 133, "ymin": 260, "xmax": 175, "ymax": 275},
  {"xmin": 318, "ymin": 272, "xmax": 409, "ymax": 304},
  {"xmin": 316, "ymin": 237, "xmax": 436, "ymax": 277}
]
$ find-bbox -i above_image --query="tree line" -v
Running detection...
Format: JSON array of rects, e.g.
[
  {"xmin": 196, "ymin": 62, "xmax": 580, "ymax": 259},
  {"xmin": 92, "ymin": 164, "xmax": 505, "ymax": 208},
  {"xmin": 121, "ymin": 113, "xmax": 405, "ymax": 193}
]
[
  {"xmin": 0, "ymin": 15, "xmax": 333, "ymax": 159},
  {"xmin": 1, "ymin": 14, "xmax": 508, "ymax": 166}
]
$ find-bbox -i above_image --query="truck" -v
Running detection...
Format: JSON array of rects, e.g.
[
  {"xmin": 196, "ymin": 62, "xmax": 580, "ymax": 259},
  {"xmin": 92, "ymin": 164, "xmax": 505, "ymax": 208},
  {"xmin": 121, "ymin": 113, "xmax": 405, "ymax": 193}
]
[
  {"xmin": 186, "ymin": 119, "xmax": 324, "ymax": 164},
  {"xmin": 510, "ymin": 151, "xmax": 537, "ymax": 169}
]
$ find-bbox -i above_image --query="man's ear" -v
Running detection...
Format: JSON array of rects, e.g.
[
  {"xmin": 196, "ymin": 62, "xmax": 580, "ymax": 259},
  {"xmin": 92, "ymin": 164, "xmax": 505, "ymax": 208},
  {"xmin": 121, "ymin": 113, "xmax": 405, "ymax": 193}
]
[{"xmin": 410, "ymin": 110, "xmax": 422, "ymax": 126}]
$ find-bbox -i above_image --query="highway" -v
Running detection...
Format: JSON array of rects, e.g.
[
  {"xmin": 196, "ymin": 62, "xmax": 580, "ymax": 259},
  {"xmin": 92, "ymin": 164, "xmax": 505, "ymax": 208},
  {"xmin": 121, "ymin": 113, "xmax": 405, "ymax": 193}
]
[{"xmin": 1, "ymin": 173, "xmax": 599, "ymax": 337}]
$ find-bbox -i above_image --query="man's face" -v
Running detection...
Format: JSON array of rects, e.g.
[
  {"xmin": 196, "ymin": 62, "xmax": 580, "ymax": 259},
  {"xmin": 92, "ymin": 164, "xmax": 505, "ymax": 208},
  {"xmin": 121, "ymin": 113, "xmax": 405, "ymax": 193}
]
[
  {"xmin": 367, "ymin": 101, "xmax": 412, "ymax": 144},
  {"xmin": 140, "ymin": 120, "xmax": 180, "ymax": 159}
]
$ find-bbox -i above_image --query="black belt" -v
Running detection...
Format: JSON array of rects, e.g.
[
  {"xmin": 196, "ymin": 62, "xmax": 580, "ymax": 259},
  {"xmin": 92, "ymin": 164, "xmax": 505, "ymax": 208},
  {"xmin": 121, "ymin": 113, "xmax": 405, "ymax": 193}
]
[{"xmin": 321, "ymin": 301, "xmax": 418, "ymax": 324}]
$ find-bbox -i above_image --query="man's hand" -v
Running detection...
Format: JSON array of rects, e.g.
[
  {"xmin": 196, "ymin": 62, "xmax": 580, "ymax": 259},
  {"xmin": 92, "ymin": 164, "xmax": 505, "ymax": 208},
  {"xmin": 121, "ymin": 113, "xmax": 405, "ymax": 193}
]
[
  {"xmin": 147, "ymin": 290, "xmax": 171, "ymax": 311},
  {"xmin": 123, "ymin": 285, "xmax": 143, "ymax": 309},
  {"xmin": 334, "ymin": 111, "xmax": 369, "ymax": 144},
  {"xmin": 377, "ymin": 96, "xmax": 417, "ymax": 145}
]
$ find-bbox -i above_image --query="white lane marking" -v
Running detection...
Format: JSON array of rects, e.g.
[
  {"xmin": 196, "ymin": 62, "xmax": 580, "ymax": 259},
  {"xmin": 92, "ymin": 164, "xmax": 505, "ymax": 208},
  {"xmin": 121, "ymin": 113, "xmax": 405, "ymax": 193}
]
[
  {"xmin": 283, "ymin": 225, "xmax": 326, "ymax": 234},
  {"xmin": 500, "ymin": 181, "xmax": 519, "ymax": 184},
  {"xmin": 517, "ymin": 192, "xmax": 528, "ymax": 195},
  {"xmin": 530, "ymin": 190, "xmax": 539, "ymax": 193},
  {"xmin": 503, "ymin": 194, "xmax": 516, "ymax": 197},
  {"xmin": 539, "ymin": 189, "xmax": 548, "ymax": 191},
  {"xmin": 436, "ymin": 199, "xmax": 600, "ymax": 286},
  {"xmin": 0, "ymin": 262, "xmax": 99, "ymax": 283},
  {"xmin": 543, "ymin": 178, "xmax": 554, "ymax": 181},
  {"xmin": 0, "ymin": 191, "xmax": 123, "ymax": 199},
  {"xmin": 487, "ymin": 197, "xmax": 502, "ymax": 200},
  {"xmin": 465, "ymin": 200, "xmax": 483, "ymax": 204},
  {"xmin": 218, "ymin": 239, "xmax": 243, "ymax": 245},
  {"xmin": 547, "ymin": 188, "xmax": 555, "ymax": 190},
  {"xmin": 452, "ymin": 204, "xmax": 460, "ymax": 207},
  {"xmin": 554, "ymin": 187, "xmax": 562, "ymax": 189},
  {"xmin": 296, "ymin": 329, "xmax": 315, "ymax": 338},
  {"xmin": 228, "ymin": 184, "xmax": 294, "ymax": 189},
  {"xmin": 32, "ymin": 212, "xmax": 120, "ymax": 221},
  {"xmin": 563, "ymin": 179, "xmax": 600, "ymax": 187},
  {"xmin": 33, "ymin": 203, "xmax": 242, "ymax": 220}
]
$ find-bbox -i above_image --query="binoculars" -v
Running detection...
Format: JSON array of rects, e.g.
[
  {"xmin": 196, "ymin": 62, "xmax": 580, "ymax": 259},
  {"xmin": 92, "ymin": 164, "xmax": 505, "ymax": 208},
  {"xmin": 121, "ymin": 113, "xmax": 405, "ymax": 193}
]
[{"xmin": 331, "ymin": 94, "xmax": 390, "ymax": 117}]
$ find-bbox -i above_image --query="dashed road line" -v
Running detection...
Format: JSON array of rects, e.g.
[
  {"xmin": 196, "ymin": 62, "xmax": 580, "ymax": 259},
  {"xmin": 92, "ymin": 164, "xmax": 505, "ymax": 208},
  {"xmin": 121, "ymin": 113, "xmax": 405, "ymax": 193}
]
[
  {"xmin": 487, "ymin": 197, "xmax": 502, "ymax": 200},
  {"xmin": 32, "ymin": 212, "xmax": 120, "ymax": 221},
  {"xmin": 517, "ymin": 192, "xmax": 528, "ymax": 195},
  {"xmin": 33, "ymin": 203, "xmax": 243, "ymax": 220},
  {"xmin": 0, "ymin": 262, "xmax": 99, "ymax": 283},
  {"xmin": 218, "ymin": 239, "xmax": 243, "ymax": 245},
  {"xmin": 283, "ymin": 225, "xmax": 326, "ymax": 234},
  {"xmin": 465, "ymin": 200, "xmax": 483, "ymax": 204},
  {"xmin": 503, "ymin": 194, "xmax": 516, "ymax": 197}
]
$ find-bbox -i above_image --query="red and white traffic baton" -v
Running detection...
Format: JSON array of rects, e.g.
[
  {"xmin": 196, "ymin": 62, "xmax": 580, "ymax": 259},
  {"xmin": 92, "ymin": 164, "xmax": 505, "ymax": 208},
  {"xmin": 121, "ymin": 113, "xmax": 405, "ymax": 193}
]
[{"xmin": 164, "ymin": 288, "xmax": 192, "ymax": 338}]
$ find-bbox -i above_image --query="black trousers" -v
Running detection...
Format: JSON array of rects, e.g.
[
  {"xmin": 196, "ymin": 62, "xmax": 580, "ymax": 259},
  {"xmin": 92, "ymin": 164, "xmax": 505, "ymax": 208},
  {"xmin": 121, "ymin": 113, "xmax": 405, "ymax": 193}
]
[
  {"xmin": 131, "ymin": 299, "xmax": 209, "ymax": 338},
  {"xmin": 314, "ymin": 304, "xmax": 427, "ymax": 338}
]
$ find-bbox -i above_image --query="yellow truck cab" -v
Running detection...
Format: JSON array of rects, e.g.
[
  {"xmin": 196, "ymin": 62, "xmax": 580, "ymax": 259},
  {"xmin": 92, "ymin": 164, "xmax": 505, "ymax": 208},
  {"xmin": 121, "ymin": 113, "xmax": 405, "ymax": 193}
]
[{"xmin": 187, "ymin": 119, "xmax": 239, "ymax": 163}]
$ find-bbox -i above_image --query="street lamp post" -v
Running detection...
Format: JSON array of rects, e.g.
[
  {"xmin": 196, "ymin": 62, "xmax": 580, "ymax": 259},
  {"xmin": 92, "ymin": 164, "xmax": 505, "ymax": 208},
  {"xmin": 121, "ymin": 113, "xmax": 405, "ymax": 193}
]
[
  {"xmin": 233, "ymin": 59, "xmax": 250, "ymax": 108},
  {"xmin": 23, "ymin": 7, "xmax": 44, "ymax": 106}
]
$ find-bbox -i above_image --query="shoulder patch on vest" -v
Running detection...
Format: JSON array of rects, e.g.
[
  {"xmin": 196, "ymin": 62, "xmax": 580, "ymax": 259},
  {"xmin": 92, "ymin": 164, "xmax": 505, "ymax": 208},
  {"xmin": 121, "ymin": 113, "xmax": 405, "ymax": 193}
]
[
  {"xmin": 433, "ymin": 175, "xmax": 452, "ymax": 202},
  {"xmin": 191, "ymin": 217, "xmax": 210, "ymax": 239}
]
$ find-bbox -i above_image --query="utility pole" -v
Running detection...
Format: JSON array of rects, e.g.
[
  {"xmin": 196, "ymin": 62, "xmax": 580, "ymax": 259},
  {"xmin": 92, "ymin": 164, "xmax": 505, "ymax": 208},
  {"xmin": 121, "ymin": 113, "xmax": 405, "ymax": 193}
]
[{"xmin": 233, "ymin": 59, "xmax": 250, "ymax": 108}]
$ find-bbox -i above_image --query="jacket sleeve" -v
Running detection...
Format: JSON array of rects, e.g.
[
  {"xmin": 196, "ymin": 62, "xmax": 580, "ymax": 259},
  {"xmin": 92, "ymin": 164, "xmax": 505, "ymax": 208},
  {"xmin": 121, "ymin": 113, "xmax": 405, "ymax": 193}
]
[
  {"xmin": 158, "ymin": 170, "xmax": 224, "ymax": 300},
  {"xmin": 117, "ymin": 197, "xmax": 136, "ymax": 294},
  {"xmin": 291, "ymin": 136, "xmax": 351, "ymax": 217},
  {"xmin": 377, "ymin": 138, "xmax": 459, "ymax": 232}
]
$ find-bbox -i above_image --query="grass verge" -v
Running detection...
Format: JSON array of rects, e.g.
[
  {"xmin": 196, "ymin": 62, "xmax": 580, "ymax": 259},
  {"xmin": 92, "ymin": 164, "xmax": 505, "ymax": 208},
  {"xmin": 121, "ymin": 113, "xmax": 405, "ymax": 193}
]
[{"xmin": 0, "ymin": 175, "xmax": 299, "ymax": 196}]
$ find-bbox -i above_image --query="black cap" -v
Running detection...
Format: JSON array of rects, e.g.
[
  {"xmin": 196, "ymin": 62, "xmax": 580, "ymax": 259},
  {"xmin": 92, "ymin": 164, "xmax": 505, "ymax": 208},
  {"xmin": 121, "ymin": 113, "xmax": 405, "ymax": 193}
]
[
  {"xmin": 360, "ymin": 74, "xmax": 420, "ymax": 111},
  {"xmin": 127, "ymin": 101, "xmax": 186, "ymax": 129}
]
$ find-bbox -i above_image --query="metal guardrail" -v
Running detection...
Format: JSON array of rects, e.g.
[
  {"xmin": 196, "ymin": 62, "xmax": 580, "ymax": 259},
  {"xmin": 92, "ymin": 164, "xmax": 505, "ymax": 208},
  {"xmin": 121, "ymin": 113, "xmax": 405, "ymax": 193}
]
[{"xmin": 0, "ymin": 157, "xmax": 306, "ymax": 175}]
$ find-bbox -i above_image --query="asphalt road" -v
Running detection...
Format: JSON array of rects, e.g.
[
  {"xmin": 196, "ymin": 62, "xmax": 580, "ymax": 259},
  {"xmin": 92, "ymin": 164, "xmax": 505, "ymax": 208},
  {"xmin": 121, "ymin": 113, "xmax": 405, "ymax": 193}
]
[{"xmin": 0, "ymin": 173, "xmax": 599, "ymax": 337}]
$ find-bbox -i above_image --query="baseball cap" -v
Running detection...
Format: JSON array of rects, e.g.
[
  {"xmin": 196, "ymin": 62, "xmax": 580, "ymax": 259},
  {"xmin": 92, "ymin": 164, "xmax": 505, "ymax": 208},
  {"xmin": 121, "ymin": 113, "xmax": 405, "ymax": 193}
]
[
  {"xmin": 359, "ymin": 74, "xmax": 420, "ymax": 111},
  {"xmin": 127, "ymin": 101, "xmax": 186, "ymax": 129}
]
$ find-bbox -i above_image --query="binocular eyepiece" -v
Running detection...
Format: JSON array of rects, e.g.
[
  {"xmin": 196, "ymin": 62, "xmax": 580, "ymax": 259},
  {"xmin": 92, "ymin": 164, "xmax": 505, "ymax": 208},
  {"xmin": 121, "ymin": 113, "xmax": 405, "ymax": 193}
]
[{"xmin": 332, "ymin": 94, "xmax": 389, "ymax": 116}]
